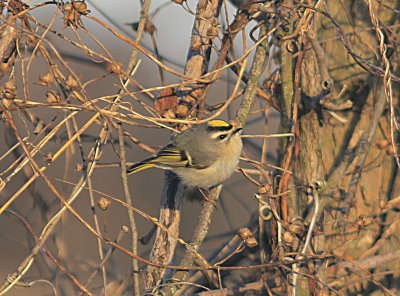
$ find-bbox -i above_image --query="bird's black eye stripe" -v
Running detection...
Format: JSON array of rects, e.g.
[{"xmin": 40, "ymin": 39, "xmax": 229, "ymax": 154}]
[{"xmin": 207, "ymin": 125, "xmax": 233, "ymax": 132}]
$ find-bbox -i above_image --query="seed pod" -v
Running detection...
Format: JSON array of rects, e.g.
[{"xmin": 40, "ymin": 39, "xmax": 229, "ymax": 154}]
[
  {"xmin": 237, "ymin": 227, "xmax": 258, "ymax": 248},
  {"xmin": 106, "ymin": 62, "xmax": 123, "ymax": 74},
  {"xmin": 46, "ymin": 91, "xmax": 60, "ymax": 103},
  {"xmin": 258, "ymin": 184, "xmax": 272, "ymax": 196},
  {"xmin": 145, "ymin": 22, "xmax": 156, "ymax": 34},
  {"xmin": 76, "ymin": 163, "xmax": 85, "ymax": 171},
  {"xmin": 97, "ymin": 197, "xmax": 111, "ymax": 210},
  {"xmin": 44, "ymin": 152, "xmax": 54, "ymax": 164},
  {"xmin": 73, "ymin": 1, "xmax": 88, "ymax": 13},
  {"xmin": 65, "ymin": 74, "xmax": 80, "ymax": 91},
  {"xmin": 36, "ymin": 71, "xmax": 54, "ymax": 86},
  {"xmin": 4, "ymin": 78, "xmax": 16, "ymax": 90},
  {"xmin": 3, "ymin": 89, "xmax": 16, "ymax": 100},
  {"xmin": 63, "ymin": 3, "xmax": 73, "ymax": 11},
  {"xmin": 64, "ymin": 11, "xmax": 76, "ymax": 27}
]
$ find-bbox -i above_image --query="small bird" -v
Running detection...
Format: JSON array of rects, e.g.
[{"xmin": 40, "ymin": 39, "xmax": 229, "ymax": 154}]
[{"xmin": 127, "ymin": 120, "xmax": 243, "ymax": 188}]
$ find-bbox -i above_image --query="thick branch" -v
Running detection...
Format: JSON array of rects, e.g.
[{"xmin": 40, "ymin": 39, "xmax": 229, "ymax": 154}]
[{"xmin": 146, "ymin": 0, "xmax": 223, "ymax": 289}]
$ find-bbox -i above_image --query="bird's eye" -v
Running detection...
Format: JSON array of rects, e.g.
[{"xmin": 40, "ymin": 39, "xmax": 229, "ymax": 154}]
[{"xmin": 219, "ymin": 134, "xmax": 227, "ymax": 140}]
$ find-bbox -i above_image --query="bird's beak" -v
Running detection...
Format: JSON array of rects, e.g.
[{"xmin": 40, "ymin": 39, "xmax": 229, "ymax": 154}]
[{"xmin": 233, "ymin": 127, "xmax": 243, "ymax": 134}]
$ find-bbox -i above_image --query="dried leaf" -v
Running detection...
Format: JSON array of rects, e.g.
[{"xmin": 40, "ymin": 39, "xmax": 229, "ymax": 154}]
[
  {"xmin": 154, "ymin": 87, "xmax": 178, "ymax": 117},
  {"xmin": 175, "ymin": 104, "xmax": 189, "ymax": 117}
]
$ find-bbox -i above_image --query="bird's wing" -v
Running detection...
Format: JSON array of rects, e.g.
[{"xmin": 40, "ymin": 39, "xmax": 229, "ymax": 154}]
[
  {"xmin": 154, "ymin": 144, "xmax": 214, "ymax": 169},
  {"xmin": 127, "ymin": 161, "xmax": 156, "ymax": 174},
  {"xmin": 185, "ymin": 147, "xmax": 216, "ymax": 169},
  {"xmin": 151, "ymin": 144, "xmax": 191, "ymax": 167},
  {"xmin": 127, "ymin": 144, "xmax": 186, "ymax": 174},
  {"xmin": 173, "ymin": 129, "xmax": 217, "ymax": 169}
]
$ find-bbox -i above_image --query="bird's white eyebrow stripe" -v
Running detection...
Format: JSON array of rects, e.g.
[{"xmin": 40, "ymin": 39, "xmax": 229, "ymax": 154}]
[{"xmin": 210, "ymin": 130, "xmax": 231, "ymax": 140}]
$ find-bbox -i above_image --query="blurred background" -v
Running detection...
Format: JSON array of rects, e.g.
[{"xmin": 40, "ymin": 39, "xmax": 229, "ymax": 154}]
[{"xmin": 0, "ymin": 0, "xmax": 279, "ymax": 295}]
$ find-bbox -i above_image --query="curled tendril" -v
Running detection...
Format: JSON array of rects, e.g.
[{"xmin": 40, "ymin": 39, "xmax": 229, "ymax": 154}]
[{"xmin": 309, "ymin": 180, "xmax": 326, "ymax": 192}]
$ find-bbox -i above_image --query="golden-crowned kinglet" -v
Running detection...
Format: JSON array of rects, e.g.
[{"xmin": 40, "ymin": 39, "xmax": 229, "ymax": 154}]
[{"xmin": 127, "ymin": 120, "xmax": 243, "ymax": 188}]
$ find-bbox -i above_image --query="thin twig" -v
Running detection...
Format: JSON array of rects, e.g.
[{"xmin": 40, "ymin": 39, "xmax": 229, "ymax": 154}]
[{"xmin": 118, "ymin": 122, "xmax": 140, "ymax": 296}]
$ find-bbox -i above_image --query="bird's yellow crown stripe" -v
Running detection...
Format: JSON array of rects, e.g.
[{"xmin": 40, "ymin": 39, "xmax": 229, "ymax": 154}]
[{"xmin": 208, "ymin": 120, "xmax": 230, "ymax": 127}]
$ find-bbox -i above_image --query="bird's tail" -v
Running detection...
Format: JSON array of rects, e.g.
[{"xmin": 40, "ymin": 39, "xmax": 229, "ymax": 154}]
[{"xmin": 127, "ymin": 159, "xmax": 156, "ymax": 174}]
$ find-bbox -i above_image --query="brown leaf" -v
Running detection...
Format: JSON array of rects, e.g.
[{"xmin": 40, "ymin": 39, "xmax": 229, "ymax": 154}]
[{"xmin": 154, "ymin": 87, "xmax": 178, "ymax": 117}]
